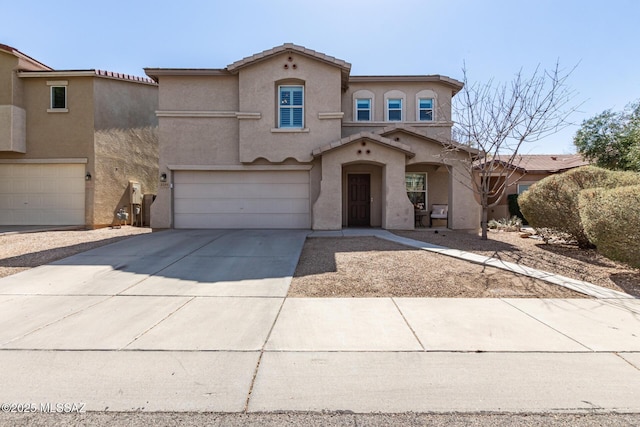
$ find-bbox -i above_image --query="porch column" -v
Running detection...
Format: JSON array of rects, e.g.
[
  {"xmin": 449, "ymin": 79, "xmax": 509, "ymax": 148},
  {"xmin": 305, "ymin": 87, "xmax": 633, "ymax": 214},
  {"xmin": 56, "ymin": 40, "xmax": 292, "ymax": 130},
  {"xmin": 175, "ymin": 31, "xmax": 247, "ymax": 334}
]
[
  {"xmin": 312, "ymin": 153, "xmax": 342, "ymax": 230},
  {"xmin": 383, "ymin": 154, "xmax": 414, "ymax": 230},
  {"xmin": 449, "ymin": 163, "xmax": 481, "ymax": 230}
]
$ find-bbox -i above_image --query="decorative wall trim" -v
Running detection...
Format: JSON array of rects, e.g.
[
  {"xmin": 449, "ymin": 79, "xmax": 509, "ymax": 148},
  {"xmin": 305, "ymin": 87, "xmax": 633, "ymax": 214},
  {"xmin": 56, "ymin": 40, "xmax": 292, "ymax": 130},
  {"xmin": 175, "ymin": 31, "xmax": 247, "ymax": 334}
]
[
  {"xmin": 318, "ymin": 112, "xmax": 344, "ymax": 120},
  {"xmin": 0, "ymin": 158, "xmax": 88, "ymax": 164},
  {"xmin": 270, "ymin": 128, "xmax": 310, "ymax": 133},
  {"xmin": 156, "ymin": 111, "xmax": 262, "ymax": 119},
  {"xmin": 156, "ymin": 110, "xmax": 237, "ymax": 118},
  {"xmin": 168, "ymin": 165, "xmax": 312, "ymax": 171},
  {"xmin": 236, "ymin": 112, "xmax": 261, "ymax": 120},
  {"xmin": 342, "ymin": 121, "xmax": 453, "ymax": 127}
]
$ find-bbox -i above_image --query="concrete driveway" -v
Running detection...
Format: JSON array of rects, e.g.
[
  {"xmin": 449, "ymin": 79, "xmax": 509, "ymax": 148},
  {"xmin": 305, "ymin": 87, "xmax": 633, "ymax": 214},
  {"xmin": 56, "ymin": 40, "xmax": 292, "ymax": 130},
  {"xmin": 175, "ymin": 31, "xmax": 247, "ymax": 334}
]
[{"xmin": 0, "ymin": 229, "xmax": 639, "ymax": 414}]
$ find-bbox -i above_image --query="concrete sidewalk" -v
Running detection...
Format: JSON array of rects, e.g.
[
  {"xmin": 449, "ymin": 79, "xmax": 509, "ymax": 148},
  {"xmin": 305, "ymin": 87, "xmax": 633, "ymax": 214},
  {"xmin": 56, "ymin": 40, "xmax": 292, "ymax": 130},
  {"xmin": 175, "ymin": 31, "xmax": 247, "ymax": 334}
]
[{"xmin": 0, "ymin": 229, "xmax": 639, "ymax": 413}]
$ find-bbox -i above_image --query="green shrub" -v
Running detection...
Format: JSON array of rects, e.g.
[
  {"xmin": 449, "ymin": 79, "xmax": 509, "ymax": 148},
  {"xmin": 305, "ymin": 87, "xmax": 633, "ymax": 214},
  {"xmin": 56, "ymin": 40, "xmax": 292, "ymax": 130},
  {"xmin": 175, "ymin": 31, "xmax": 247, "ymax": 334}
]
[
  {"xmin": 518, "ymin": 166, "xmax": 640, "ymax": 248},
  {"xmin": 579, "ymin": 185, "xmax": 640, "ymax": 268}
]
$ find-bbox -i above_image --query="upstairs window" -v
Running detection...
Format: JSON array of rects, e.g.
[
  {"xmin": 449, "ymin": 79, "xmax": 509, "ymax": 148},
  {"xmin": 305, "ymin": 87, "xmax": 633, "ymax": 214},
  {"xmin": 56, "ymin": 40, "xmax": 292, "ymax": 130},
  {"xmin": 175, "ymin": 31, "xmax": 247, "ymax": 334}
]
[
  {"xmin": 387, "ymin": 98, "xmax": 402, "ymax": 121},
  {"xmin": 418, "ymin": 98, "xmax": 434, "ymax": 121},
  {"xmin": 356, "ymin": 98, "xmax": 371, "ymax": 121},
  {"xmin": 279, "ymin": 85, "xmax": 304, "ymax": 128},
  {"xmin": 50, "ymin": 86, "xmax": 67, "ymax": 109}
]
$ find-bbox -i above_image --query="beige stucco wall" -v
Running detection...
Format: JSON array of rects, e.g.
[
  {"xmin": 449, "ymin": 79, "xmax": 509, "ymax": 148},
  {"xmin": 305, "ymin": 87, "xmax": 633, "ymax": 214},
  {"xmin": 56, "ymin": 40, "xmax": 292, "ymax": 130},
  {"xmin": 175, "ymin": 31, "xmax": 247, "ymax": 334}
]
[
  {"xmin": 312, "ymin": 140, "xmax": 414, "ymax": 230},
  {"xmin": 92, "ymin": 77, "xmax": 158, "ymax": 227},
  {"xmin": 0, "ymin": 53, "xmax": 26, "ymax": 152},
  {"xmin": 93, "ymin": 127, "xmax": 158, "ymax": 226},
  {"xmin": 0, "ymin": 52, "xmax": 18, "ymax": 105},
  {"xmin": 0, "ymin": 105, "xmax": 26, "ymax": 152},
  {"xmin": 341, "ymin": 81, "xmax": 454, "ymax": 141},
  {"xmin": 237, "ymin": 53, "xmax": 343, "ymax": 163},
  {"xmin": 159, "ymin": 75, "xmax": 239, "ymax": 111}
]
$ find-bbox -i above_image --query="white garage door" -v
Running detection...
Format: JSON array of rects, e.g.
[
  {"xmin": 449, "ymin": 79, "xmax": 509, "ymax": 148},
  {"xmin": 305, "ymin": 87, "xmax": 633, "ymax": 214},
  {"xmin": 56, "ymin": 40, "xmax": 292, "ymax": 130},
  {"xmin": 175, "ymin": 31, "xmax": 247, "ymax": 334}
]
[
  {"xmin": 0, "ymin": 163, "xmax": 85, "ymax": 225},
  {"xmin": 174, "ymin": 170, "xmax": 310, "ymax": 229}
]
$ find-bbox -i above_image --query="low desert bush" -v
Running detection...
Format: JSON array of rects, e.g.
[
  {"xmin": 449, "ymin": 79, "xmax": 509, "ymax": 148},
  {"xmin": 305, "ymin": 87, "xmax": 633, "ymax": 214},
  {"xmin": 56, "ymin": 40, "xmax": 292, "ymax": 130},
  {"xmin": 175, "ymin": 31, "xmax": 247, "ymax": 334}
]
[
  {"xmin": 518, "ymin": 166, "xmax": 640, "ymax": 248},
  {"xmin": 488, "ymin": 216, "xmax": 523, "ymax": 232},
  {"xmin": 579, "ymin": 185, "xmax": 640, "ymax": 268}
]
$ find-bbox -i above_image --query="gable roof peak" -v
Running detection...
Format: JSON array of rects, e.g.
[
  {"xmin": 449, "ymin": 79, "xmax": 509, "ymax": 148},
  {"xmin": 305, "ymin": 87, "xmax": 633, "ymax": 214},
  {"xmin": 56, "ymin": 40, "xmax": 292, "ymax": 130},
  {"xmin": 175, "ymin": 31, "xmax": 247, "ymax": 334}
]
[{"xmin": 226, "ymin": 43, "xmax": 351, "ymax": 73}]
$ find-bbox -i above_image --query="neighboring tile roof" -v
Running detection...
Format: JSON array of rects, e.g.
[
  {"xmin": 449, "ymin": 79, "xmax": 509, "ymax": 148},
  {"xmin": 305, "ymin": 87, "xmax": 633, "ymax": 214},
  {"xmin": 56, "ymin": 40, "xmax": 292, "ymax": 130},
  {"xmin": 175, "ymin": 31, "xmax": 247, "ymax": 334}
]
[
  {"xmin": 18, "ymin": 69, "xmax": 156, "ymax": 85},
  {"xmin": 491, "ymin": 154, "xmax": 589, "ymax": 173},
  {"xmin": 312, "ymin": 131, "xmax": 415, "ymax": 157},
  {"xmin": 94, "ymin": 69, "xmax": 156, "ymax": 84},
  {"xmin": 227, "ymin": 43, "xmax": 351, "ymax": 72}
]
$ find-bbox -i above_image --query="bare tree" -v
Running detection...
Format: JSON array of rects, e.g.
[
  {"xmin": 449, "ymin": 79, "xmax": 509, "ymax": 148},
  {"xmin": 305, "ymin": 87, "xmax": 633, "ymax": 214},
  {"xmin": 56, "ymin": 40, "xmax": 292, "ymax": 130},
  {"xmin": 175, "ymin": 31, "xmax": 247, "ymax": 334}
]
[{"xmin": 446, "ymin": 62, "xmax": 579, "ymax": 239}]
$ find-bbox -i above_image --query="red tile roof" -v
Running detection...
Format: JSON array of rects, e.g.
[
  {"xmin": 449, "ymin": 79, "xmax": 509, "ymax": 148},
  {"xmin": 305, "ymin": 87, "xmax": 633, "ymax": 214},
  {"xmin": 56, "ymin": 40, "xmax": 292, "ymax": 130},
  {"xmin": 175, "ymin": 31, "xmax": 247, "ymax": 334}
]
[{"xmin": 492, "ymin": 154, "xmax": 589, "ymax": 173}]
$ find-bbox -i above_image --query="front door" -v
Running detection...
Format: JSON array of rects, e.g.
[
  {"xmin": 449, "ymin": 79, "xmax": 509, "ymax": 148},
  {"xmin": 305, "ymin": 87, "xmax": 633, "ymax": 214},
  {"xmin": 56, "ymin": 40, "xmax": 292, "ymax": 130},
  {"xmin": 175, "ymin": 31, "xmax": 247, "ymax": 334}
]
[{"xmin": 347, "ymin": 174, "xmax": 370, "ymax": 227}]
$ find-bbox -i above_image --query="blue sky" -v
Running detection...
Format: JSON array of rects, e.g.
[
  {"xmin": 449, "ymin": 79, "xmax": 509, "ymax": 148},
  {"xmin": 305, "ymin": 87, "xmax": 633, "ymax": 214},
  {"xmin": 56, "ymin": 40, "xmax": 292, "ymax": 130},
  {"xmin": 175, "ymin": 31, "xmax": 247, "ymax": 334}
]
[{"xmin": 3, "ymin": 0, "xmax": 639, "ymax": 154}]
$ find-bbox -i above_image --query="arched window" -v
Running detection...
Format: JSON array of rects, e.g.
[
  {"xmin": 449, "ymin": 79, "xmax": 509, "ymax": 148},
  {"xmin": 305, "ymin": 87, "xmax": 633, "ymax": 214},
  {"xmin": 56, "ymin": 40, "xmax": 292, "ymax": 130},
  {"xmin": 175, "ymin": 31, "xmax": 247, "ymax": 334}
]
[
  {"xmin": 384, "ymin": 90, "xmax": 406, "ymax": 122},
  {"xmin": 416, "ymin": 89, "xmax": 437, "ymax": 121},
  {"xmin": 353, "ymin": 89, "xmax": 375, "ymax": 121}
]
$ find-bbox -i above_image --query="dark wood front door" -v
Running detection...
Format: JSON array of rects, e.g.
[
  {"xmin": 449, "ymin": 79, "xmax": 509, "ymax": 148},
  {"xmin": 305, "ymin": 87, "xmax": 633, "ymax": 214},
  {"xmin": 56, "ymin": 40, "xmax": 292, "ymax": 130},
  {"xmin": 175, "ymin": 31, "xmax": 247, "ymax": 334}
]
[{"xmin": 348, "ymin": 174, "xmax": 370, "ymax": 227}]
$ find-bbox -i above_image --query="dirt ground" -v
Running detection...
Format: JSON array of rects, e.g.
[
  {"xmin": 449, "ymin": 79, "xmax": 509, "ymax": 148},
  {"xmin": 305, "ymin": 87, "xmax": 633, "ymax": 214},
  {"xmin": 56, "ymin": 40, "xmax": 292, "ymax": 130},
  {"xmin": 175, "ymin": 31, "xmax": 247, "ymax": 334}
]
[{"xmin": 289, "ymin": 228, "xmax": 640, "ymax": 298}]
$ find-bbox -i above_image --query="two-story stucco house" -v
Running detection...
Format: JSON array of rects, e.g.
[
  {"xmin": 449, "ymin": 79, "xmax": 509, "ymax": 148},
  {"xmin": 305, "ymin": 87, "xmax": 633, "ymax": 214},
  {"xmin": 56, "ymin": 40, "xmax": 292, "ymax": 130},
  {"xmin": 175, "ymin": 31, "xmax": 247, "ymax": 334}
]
[
  {"xmin": 145, "ymin": 44, "xmax": 480, "ymax": 230},
  {"xmin": 0, "ymin": 44, "xmax": 158, "ymax": 228}
]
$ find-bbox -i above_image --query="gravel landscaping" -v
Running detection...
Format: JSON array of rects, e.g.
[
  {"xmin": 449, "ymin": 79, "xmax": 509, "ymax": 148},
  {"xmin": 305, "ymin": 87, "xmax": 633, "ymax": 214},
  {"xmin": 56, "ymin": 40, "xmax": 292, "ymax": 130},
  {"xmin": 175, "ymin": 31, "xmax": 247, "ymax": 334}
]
[
  {"xmin": 0, "ymin": 227, "xmax": 151, "ymax": 278},
  {"xmin": 289, "ymin": 229, "xmax": 640, "ymax": 298}
]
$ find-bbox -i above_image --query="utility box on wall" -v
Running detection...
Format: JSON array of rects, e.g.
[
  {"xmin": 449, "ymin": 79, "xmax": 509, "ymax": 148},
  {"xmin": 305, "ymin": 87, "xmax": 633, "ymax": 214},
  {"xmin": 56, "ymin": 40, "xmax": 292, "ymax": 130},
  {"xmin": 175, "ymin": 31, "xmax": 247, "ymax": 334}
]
[{"xmin": 129, "ymin": 181, "xmax": 142, "ymax": 204}]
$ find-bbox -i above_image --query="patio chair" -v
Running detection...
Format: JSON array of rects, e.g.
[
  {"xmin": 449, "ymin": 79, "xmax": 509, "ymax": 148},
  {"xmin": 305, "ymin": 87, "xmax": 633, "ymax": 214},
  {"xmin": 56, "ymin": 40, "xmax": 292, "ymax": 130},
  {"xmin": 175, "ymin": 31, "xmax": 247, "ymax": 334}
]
[{"xmin": 430, "ymin": 204, "xmax": 448, "ymax": 228}]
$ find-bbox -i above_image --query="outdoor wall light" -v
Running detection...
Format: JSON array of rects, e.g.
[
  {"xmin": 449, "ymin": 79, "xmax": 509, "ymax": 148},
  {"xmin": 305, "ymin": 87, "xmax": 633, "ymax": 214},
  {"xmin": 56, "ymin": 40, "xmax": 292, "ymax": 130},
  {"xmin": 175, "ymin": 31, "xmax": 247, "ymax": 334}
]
[
  {"xmin": 85, "ymin": 172, "xmax": 92, "ymax": 181},
  {"xmin": 160, "ymin": 173, "xmax": 167, "ymax": 182}
]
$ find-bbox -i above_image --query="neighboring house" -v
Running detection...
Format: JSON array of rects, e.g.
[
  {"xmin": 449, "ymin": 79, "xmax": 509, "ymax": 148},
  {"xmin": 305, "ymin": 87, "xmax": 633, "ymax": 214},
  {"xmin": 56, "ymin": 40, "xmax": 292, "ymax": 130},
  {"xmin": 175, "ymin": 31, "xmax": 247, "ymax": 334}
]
[
  {"xmin": 0, "ymin": 44, "xmax": 159, "ymax": 227},
  {"xmin": 483, "ymin": 154, "xmax": 589, "ymax": 220},
  {"xmin": 145, "ymin": 44, "xmax": 480, "ymax": 230}
]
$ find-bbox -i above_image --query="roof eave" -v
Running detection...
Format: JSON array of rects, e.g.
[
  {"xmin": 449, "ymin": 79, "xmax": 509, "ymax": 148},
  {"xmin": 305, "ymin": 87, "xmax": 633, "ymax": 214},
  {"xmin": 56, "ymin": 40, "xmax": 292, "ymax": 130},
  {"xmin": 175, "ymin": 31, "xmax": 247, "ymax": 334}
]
[
  {"xmin": 143, "ymin": 68, "xmax": 231, "ymax": 82},
  {"xmin": 349, "ymin": 75, "xmax": 464, "ymax": 95}
]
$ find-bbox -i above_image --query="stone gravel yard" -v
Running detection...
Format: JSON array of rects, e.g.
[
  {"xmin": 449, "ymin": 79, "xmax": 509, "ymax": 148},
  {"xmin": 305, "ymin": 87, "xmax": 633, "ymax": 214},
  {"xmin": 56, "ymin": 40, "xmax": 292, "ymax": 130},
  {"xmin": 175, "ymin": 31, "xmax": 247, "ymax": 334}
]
[
  {"xmin": 0, "ymin": 226, "xmax": 151, "ymax": 279},
  {"xmin": 289, "ymin": 230, "xmax": 640, "ymax": 298}
]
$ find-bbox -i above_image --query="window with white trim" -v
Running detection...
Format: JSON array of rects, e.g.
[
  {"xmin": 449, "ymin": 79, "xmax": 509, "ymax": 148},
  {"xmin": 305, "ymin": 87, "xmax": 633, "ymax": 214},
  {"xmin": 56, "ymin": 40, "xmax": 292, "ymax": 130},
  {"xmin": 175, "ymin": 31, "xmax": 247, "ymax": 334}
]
[
  {"xmin": 517, "ymin": 183, "xmax": 532, "ymax": 194},
  {"xmin": 279, "ymin": 85, "xmax": 304, "ymax": 128},
  {"xmin": 356, "ymin": 98, "xmax": 371, "ymax": 121},
  {"xmin": 387, "ymin": 98, "xmax": 402, "ymax": 121},
  {"xmin": 406, "ymin": 173, "xmax": 427, "ymax": 210},
  {"xmin": 418, "ymin": 98, "xmax": 434, "ymax": 121},
  {"xmin": 50, "ymin": 86, "xmax": 67, "ymax": 109}
]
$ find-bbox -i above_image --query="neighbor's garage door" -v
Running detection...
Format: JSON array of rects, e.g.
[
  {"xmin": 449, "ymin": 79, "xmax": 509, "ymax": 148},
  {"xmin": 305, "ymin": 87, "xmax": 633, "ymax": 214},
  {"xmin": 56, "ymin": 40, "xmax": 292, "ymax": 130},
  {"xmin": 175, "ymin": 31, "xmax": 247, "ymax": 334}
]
[
  {"xmin": 0, "ymin": 163, "xmax": 85, "ymax": 225},
  {"xmin": 174, "ymin": 170, "xmax": 310, "ymax": 228}
]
